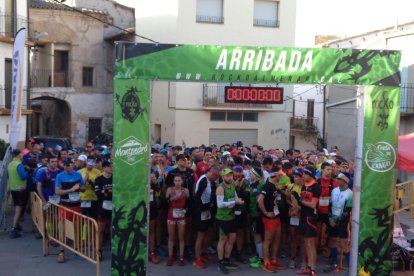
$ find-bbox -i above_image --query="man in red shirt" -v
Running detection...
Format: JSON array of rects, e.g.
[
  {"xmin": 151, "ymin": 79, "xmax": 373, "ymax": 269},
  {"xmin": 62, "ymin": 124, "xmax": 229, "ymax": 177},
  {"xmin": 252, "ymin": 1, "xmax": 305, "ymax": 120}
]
[
  {"xmin": 195, "ymin": 148, "xmax": 213, "ymax": 179},
  {"xmin": 316, "ymin": 162, "xmax": 338, "ymax": 251}
]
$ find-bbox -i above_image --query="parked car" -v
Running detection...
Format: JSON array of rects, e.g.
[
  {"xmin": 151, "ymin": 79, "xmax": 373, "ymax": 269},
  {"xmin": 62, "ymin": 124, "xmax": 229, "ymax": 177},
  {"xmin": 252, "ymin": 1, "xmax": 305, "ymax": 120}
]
[{"xmin": 32, "ymin": 136, "xmax": 72, "ymax": 153}]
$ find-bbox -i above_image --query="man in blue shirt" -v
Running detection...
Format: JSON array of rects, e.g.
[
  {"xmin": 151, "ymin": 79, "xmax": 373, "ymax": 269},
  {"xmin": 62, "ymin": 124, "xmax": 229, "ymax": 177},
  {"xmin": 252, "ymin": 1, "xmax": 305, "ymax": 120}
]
[{"xmin": 54, "ymin": 158, "xmax": 85, "ymax": 263}]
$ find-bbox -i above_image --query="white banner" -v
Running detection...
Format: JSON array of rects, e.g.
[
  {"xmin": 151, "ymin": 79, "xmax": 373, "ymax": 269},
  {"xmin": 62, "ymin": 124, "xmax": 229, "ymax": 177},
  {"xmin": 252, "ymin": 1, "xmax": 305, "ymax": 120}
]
[{"xmin": 9, "ymin": 28, "xmax": 26, "ymax": 149}]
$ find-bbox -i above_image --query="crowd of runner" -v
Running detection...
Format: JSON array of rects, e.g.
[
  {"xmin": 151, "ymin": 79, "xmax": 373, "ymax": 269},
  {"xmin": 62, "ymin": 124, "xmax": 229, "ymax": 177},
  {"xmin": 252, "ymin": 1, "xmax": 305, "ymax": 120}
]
[
  {"xmin": 7, "ymin": 138, "xmax": 354, "ymax": 275},
  {"xmin": 149, "ymin": 142, "xmax": 354, "ymax": 275},
  {"xmin": 7, "ymin": 139, "xmax": 113, "ymax": 262}
]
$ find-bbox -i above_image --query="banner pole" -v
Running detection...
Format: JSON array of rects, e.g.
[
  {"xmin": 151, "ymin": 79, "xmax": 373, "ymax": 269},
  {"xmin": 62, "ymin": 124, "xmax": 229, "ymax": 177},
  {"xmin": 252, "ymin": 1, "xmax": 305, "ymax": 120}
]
[{"xmin": 350, "ymin": 85, "xmax": 365, "ymax": 275}]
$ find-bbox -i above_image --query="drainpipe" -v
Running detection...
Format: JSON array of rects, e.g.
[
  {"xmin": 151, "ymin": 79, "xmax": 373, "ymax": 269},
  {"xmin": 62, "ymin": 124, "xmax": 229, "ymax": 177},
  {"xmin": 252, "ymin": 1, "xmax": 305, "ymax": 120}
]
[{"xmin": 26, "ymin": 0, "xmax": 31, "ymax": 140}]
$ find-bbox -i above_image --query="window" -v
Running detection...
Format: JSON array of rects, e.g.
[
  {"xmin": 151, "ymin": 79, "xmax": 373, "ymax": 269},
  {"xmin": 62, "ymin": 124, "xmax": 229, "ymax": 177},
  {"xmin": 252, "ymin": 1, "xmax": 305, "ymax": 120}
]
[
  {"xmin": 211, "ymin": 111, "xmax": 258, "ymax": 122},
  {"xmin": 254, "ymin": 0, "xmax": 279, "ymax": 27},
  {"xmin": 88, "ymin": 118, "xmax": 102, "ymax": 141},
  {"xmin": 82, "ymin": 67, "xmax": 94, "ymax": 87},
  {"xmin": 211, "ymin": 111, "xmax": 226, "ymax": 121},
  {"xmin": 4, "ymin": 59, "xmax": 12, "ymax": 109},
  {"xmin": 227, "ymin": 112, "xmax": 242, "ymax": 121},
  {"xmin": 196, "ymin": 0, "xmax": 224, "ymax": 24},
  {"xmin": 243, "ymin": 112, "xmax": 258, "ymax": 122},
  {"xmin": 307, "ymin": 99, "xmax": 315, "ymax": 118}
]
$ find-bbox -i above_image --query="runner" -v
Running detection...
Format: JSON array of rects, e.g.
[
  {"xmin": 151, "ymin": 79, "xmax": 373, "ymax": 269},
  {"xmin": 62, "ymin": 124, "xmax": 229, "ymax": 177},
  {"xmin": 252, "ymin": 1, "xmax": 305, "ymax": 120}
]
[
  {"xmin": 93, "ymin": 160, "xmax": 113, "ymax": 260},
  {"xmin": 257, "ymin": 166, "xmax": 286, "ymax": 273},
  {"xmin": 55, "ymin": 158, "xmax": 85, "ymax": 263},
  {"xmin": 36, "ymin": 156, "xmax": 61, "ymax": 202},
  {"xmin": 193, "ymin": 166, "xmax": 221, "ymax": 269},
  {"xmin": 293, "ymin": 165, "xmax": 320, "ymax": 275},
  {"xmin": 149, "ymin": 169, "xmax": 161, "ymax": 264},
  {"xmin": 247, "ymin": 167, "xmax": 265, "ymax": 269},
  {"xmin": 324, "ymin": 173, "xmax": 353, "ymax": 273},
  {"xmin": 216, "ymin": 168, "xmax": 244, "ymax": 274},
  {"xmin": 166, "ymin": 175, "xmax": 189, "ymax": 266},
  {"xmin": 316, "ymin": 162, "xmax": 338, "ymax": 253}
]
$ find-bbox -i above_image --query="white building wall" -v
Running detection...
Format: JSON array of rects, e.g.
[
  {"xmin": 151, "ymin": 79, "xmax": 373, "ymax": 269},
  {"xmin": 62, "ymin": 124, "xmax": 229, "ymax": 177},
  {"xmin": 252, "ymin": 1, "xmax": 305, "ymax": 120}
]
[
  {"xmin": 0, "ymin": 0, "xmax": 29, "ymax": 147},
  {"xmin": 137, "ymin": 0, "xmax": 297, "ymax": 149}
]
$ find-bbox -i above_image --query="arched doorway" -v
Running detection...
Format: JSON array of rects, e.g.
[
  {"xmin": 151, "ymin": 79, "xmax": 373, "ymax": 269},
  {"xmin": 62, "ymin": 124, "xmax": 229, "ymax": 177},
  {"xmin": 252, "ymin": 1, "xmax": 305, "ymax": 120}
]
[{"xmin": 31, "ymin": 97, "xmax": 71, "ymax": 138}]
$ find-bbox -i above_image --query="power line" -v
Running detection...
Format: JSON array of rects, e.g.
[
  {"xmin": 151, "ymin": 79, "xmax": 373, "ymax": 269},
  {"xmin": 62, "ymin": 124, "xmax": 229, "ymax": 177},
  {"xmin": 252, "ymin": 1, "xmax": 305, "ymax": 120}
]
[{"xmin": 52, "ymin": 0, "xmax": 159, "ymax": 44}]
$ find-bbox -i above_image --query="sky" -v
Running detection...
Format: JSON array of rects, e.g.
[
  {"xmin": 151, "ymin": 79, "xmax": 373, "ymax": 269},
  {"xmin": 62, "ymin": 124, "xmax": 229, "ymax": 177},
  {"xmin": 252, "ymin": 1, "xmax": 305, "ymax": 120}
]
[{"xmin": 117, "ymin": 0, "xmax": 414, "ymax": 37}]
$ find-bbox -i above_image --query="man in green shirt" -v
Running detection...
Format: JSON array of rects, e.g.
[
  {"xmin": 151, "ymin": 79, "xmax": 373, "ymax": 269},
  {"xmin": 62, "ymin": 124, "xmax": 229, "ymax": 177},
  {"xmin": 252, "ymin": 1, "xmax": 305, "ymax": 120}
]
[
  {"xmin": 216, "ymin": 168, "xmax": 244, "ymax": 274},
  {"xmin": 7, "ymin": 149, "xmax": 27, "ymax": 238}
]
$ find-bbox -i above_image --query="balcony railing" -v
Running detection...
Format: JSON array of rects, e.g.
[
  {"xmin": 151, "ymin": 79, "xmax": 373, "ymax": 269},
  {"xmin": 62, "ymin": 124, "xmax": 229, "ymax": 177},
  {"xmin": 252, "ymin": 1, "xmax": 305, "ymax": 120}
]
[
  {"xmin": 196, "ymin": 14, "xmax": 224, "ymax": 24},
  {"xmin": 0, "ymin": 12, "xmax": 29, "ymax": 38},
  {"xmin": 253, "ymin": 18, "xmax": 280, "ymax": 28},
  {"xmin": 202, "ymin": 84, "xmax": 272, "ymax": 109},
  {"xmin": 290, "ymin": 116, "xmax": 318, "ymax": 133},
  {"xmin": 401, "ymin": 83, "xmax": 414, "ymax": 113},
  {"xmin": 31, "ymin": 69, "xmax": 70, "ymax": 88}
]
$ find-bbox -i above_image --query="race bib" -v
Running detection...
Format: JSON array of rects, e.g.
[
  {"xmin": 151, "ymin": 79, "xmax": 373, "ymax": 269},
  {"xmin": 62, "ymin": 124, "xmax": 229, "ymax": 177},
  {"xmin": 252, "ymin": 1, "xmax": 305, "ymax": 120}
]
[
  {"xmin": 81, "ymin": 201, "xmax": 91, "ymax": 208},
  {"xmin": 319, "ymin": 197, "xmax": 330, "ymax": 207},
  {"xmin": 173, "ymin": 208, "xmax": 186, "ymax": 218},
  {"xmin": 332, "ymin": 207, "xmax": 342, "ymax": 217},
  {"xmin": 235, "ymin": 210, "xmax": 242, "ymax": 216},
  {"xmin": 274, "ymin": 206, "xmax": 280, "ymax": 216},
  {"xmin": 201, "ymin": 210, "xmax": 211, "ymax": 221},
  {"xmin": 102, "ymin": 200, "xmax": 112, "ymax": 211},
  {"xmin": 290, "ymin": 217, "xmax": 300, "ymax": 226},
  {"xmin": 150, "ymin": 190, "xmax": 154, "ymax": 202},
  {"xmin": 276, "ymin": 193, "xmax": 282, "ymax": 201}
]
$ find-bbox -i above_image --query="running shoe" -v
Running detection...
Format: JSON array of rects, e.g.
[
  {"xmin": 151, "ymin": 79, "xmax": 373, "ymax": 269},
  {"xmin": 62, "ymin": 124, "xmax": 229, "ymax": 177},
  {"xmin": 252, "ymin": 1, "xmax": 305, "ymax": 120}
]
[
  {"xmin": 166, "ymin": 256, "xmax": 173, "ymax": 266},
  {"xmin": 149, "ymin": 251, "xmax": 160, "ymax": 264},
  {"xmin": 296, "ymin": 267, "xmax": 311, "ymax": 274},
  {"xmin": 200, "ymin": 253, "xmax": 213, "ymax": 264},
  {"xmin": 193, "ymin": 258, "xmax": 205, "ymax": 269},
  {"xmin": 218, "ymin": 262, "xmax": 229, "ymax": 274},
  {"xmin": 270, "ymin": 259, "xmax": 286, "ymax": 270},
  {"xmin": 323, "ymin": 264, "xmax": 339, "ymax": 273},
  {"xmin": 249, "ymin": 258, "xmax": 263, "ymax": 268},
  {"xmin": 249, "ymin": 255, "xmax": 260, "ymax": 263},
  {"xmin": 289, "ymin": 258, "xmax": 296, "ymax": 269},
  {"xmin": 262, "ymin": 260, "xmax": 277, "ymax": 273},
  {"xmin": 9, "ymin": 229, "xmax": 21, "ymax": 239},
  {"xmin": 178, "ymin": 256, "xmax": 185, "ymax": 266},
  {"xmin": 224, "ymin": 260, "xmax": 239, "ymax": 270},
  {"xmin": 15, "ymin": 224, "xmax": 22, "ymax": 232},
  {"xmin": 235, "ymin": 252, "xmax": 247, "ymax": 264},
  {"xmin": 57, "ymin": 252, "xmax": 65, "ymax": 263}
]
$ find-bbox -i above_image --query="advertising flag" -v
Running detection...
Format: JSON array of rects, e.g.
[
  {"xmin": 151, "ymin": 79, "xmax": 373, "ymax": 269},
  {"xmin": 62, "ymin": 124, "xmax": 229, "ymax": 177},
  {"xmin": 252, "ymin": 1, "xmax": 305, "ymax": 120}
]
[{"xmin": 9, "ymin": 28, "xmax": 26, "ymax": 149}]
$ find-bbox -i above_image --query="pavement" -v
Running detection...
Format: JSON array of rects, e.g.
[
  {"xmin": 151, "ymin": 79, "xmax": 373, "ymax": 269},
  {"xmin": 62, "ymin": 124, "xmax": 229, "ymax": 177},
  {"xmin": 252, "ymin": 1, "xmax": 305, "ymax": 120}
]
[{"xmin": 1, "ymin": 201, "xmax": 413, "ymax": 276}]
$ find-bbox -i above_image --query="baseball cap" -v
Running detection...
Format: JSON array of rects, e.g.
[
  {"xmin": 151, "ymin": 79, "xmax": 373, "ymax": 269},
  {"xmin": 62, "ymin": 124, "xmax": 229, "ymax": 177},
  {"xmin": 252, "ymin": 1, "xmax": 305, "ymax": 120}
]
[
  {"xmin": 12, "ymin": 149, "xmax": 21, "ymax": 156},
  {"xmin": 221, "ymin": 168, "xmax": 233, "ymax": 176},
  {"xmin": 102, "ymin": 160, "xmax": 112, "ymax": 167},
  {"xmin": 337, "ymin": 173, "xmax": 350, "ymax": 184},
  {"xmin": 303, "ymin": 166, "xmax": 316, "ymax": 178},
  {"xmin": 232, "ymin": 165, "xmax": 243, "ymax": 172},
  {"xmin": 152, "ymin": 144, "xmax": 161, "ymax": 150},
  {"xmin": 77, "ymin": 154, "xmax": 87, "ymax": 162},
  {"xmin": 87, "ymin": 159, "xmax": 96, "ymax": 166},
  {"xmin": 176, "ymin": 154, "xmax": 189, "ymax": 161},
  {"xmin": 230, "ymin": 149, "xmax": 238, "ymax": 157},
  {"xmin": 222, "ymin": 151, "xmax": 231, "ymax": 157},
  {"xmin": 63, "ymin": 158, "xmax": 74, "ymax": 166},
  {"xmin": 293, "ymin": 168, "xmax": 304, "ymax": 177}
]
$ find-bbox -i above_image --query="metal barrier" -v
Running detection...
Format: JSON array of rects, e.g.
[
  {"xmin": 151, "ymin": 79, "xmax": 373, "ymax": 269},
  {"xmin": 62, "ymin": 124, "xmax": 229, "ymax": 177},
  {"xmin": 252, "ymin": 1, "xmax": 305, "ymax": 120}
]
[
  {"xmin": 394, "ymin": 180, "xmax": 414, "ymax": 218},
  {"xmin": 31, "ymin": 192, "xmax": 100, "ymax": 275}
]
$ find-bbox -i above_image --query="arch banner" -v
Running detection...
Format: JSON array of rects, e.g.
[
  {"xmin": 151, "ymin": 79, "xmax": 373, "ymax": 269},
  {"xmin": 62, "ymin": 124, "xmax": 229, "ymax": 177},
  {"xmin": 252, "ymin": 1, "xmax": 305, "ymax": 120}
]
[{"xmin": 112, "ymin": 43, "xmax": 401, "ymax": 276}]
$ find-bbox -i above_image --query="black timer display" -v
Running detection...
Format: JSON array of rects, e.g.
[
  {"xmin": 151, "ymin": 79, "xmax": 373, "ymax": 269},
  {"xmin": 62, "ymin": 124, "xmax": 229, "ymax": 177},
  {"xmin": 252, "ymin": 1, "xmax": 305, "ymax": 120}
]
[{"xmin": 224, "ymin": 86, "xmax": 284, "ymax": 104}]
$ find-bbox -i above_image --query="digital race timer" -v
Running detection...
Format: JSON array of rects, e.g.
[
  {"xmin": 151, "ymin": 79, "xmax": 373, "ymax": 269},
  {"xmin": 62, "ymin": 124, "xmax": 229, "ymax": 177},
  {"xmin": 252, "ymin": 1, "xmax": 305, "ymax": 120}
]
[{"xmin": 224, "ymin": 86, "xmax": 284, "ymax": 104}]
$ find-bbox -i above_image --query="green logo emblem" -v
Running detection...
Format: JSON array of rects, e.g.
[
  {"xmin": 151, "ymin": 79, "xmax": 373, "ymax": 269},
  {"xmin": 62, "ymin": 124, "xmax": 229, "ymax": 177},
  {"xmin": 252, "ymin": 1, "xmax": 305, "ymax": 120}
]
[
  {"xmin": 115, "ymin": 136, "xmax": 148, "ymax": 166},
  {"xmin": 364, "ymin": 142, "xmax": 396, "ymax": 172}
]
